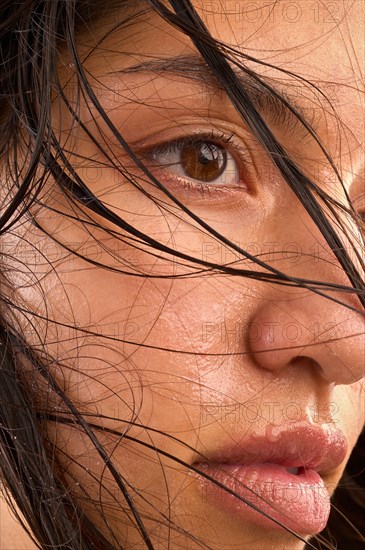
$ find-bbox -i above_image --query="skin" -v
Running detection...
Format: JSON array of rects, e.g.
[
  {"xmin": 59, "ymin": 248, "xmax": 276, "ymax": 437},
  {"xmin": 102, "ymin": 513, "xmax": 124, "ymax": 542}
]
[{"xmin": 2, "ymin": 1, "xmax": 365, "ymax": 548}]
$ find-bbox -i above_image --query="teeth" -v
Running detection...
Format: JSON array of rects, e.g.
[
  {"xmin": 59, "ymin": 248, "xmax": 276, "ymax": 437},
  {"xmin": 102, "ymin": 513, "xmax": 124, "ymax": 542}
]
[{"xmin": 286, "ymin": 467, "xmax": 299, "ymax": 475}]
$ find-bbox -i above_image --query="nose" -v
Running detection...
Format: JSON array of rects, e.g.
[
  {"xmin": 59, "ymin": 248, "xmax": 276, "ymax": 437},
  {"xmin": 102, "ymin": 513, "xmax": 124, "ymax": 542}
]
[{"xmin": 247, "ymin": 295, "xmax": 365, "ymax": 385}]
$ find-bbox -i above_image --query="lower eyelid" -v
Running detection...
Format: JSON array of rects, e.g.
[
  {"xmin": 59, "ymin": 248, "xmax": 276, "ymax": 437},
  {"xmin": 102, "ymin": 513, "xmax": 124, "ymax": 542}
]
[{"xmin": 146, "ymin": 167, "xmax": 248, "ymax": 202}]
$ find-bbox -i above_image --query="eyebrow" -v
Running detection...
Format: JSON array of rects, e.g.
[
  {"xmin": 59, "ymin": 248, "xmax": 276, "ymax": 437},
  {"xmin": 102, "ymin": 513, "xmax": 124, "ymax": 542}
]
[{"xmin": 115, "ymin": 54, "xmax": 317, "ymax": 136}]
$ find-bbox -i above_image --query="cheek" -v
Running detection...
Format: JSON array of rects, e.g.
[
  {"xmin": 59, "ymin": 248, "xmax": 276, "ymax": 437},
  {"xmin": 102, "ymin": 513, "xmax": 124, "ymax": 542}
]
[
  {"xmin": 33, "ymin": 261, "xmax": 256, "ymax": 459},
  {"xmin": 27, "ymin": 263, "xmax": 210, "ymax": 433},
  {"xmin": 321, "ymin": 382, "xmax": 365, "ymax": 495},
  {"xmin": 334, "ymin": 382, "xmax": 365, "ymax": 448}
]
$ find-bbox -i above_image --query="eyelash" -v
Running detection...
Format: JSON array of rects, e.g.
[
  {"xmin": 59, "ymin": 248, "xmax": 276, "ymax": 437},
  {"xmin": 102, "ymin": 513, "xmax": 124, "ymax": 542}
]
[
  {"xmin": 151, "ymin": 130, "xmax": 234, "ymax": 155},
  {"xmin": 138, "ymin": 129, "xmax": 252, "ymax": 198}
]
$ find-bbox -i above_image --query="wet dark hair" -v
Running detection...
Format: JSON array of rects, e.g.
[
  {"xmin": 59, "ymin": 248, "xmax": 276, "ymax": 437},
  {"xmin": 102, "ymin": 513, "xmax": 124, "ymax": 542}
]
[{"xmin": 0, "ymin": 0, "xmax": 364, "ymax": 549}]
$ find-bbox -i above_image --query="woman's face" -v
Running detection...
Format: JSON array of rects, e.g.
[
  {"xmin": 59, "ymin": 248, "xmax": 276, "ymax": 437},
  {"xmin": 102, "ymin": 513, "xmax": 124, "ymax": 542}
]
[{"xmin": 8, "ymin": 1, "xmax": 365, "ymax": 548}]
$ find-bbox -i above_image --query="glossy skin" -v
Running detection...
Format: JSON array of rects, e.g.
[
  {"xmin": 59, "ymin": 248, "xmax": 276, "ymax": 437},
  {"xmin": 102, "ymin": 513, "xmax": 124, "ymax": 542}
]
[{"xmin": 3, "ymin": 1, "xmax": 365, "ymax": 549}]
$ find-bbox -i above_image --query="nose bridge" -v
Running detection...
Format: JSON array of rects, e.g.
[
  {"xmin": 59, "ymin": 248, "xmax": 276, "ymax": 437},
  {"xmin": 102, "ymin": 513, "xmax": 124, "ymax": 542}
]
[
  {"xmin": 246, "ymin": 294, "xmax": 365, "ymax": 385},
  {"xmin": 267, "ymin": 179, "xmax": 364, "ymax": 296}
]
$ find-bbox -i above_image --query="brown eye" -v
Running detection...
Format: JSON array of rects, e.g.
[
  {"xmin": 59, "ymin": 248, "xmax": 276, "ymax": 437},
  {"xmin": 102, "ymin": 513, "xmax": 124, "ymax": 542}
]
[
  {"xmin": 148, "ymin": 134, "xmax": 241, "ymax": 188},
  {"xmin": 180, "ymin": 141, "xmax": 227, "ymax": 182}
]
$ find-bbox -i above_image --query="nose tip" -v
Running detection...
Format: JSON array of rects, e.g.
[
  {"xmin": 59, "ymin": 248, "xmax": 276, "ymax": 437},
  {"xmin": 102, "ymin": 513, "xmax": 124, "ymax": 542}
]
[{"xmin": 247, "ymin": 301, "xmax": 365, "ymax": 385}]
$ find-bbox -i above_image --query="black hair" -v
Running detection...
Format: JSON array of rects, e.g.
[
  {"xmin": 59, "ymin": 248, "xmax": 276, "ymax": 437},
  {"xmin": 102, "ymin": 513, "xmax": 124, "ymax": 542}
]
[{"xmin": 0, "ymin": 1, "xmax": 364, "ymax": 549}]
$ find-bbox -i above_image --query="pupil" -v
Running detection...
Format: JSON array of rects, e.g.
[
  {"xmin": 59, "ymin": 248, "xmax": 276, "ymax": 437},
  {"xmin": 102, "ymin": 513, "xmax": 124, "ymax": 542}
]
[
  {"xmin": 199, "ymin": 144, "xmax": 217, "ymax": 165},
  {"xmin": 181, "ymin": 141, "xmax": 227, "ymax": 182}
]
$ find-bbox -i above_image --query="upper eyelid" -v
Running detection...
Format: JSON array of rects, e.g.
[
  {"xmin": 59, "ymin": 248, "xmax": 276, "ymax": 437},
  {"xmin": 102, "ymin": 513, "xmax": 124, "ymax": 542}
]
[
  {"xmin": 147, "ymin": 133, "xmax": 235, "ymax": 156},
  {"xmin": 114, "ymin": 54, "xmax": 320, "ymax": 139},
  {"xmin": 137, "ymin": 130, "xmax": 247, "ymax": 154}
]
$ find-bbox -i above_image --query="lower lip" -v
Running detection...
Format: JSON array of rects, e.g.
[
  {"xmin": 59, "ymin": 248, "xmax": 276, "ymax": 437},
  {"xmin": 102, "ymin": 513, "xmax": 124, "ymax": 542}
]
[{"xmin": 194, "ymin": 462, "xmax": 330, "ymax": 534}]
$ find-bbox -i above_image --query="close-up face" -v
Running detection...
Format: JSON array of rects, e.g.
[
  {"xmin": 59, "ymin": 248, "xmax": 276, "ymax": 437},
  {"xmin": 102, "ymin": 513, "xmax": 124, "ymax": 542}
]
[{"xmin": 1, "ymin": 1, "xmax": 364, "ymax": 549}]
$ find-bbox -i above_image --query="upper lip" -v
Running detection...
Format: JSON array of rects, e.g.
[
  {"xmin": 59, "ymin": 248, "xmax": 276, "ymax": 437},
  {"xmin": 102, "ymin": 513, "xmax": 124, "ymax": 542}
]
[{"xmin": 193, "ymin": 424, "xmax": 348, "ymax": 475}]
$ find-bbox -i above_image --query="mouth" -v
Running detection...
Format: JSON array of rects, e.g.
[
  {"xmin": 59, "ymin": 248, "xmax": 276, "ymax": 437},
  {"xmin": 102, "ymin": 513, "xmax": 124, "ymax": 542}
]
[
  {"xmin": 286, "ymin": 467, "xmax": 300, "ymax": 475},
  {"xmin": 192, "ymin": 424, "xmax": 348, "ymax": 535}
]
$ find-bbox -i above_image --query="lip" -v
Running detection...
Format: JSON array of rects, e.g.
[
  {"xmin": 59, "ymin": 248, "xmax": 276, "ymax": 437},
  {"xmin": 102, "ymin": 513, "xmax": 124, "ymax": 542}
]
[
  {"xmin": 192, "ymin": 424, "xmax": 348, "ymax": 535},
  {"xmin": 196, "ymin": 423, "xmax": 348, "ymax": 474}
]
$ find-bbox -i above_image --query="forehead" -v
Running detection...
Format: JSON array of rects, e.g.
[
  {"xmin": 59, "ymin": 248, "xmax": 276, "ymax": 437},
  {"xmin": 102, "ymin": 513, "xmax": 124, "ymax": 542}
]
[
  {"xmin": 196, "ymin": 0, "xmax": 364, "ymax": 64},
  {"xmin": 195, "ymin": 0, "xmax": 364, "ymax": 125},
  {"xmin": 89, "ymin": 1, "xmax": 365, "ymax": 67}
]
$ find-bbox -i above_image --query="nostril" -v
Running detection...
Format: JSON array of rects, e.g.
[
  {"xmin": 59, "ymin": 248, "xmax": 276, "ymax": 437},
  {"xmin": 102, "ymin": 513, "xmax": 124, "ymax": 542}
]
[{"xmin": 288, "ymin": 355, "xmax": 322, "ymax": 371}]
